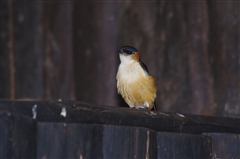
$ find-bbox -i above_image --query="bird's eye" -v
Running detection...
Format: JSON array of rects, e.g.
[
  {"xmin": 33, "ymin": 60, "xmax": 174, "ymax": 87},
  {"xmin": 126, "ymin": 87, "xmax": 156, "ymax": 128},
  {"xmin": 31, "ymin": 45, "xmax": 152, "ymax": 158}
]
[{"xmin": 123, "ymin": 49, "xmax": 132, "ymax": 55}]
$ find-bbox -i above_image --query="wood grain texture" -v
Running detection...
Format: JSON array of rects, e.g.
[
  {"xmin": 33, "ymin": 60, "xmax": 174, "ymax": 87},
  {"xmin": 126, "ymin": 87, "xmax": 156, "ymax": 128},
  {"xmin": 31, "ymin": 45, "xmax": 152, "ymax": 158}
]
[
  {"xmin": 203, "ymin": 133, "xmax": 240, "ymax": 159},
  {"xmin": 43, "ymin": 1, "xmax": 75, "ymax": 99},
  {"xmin": 12, "ymin": 1, "xmax": 44, "ymax": 99},
  {"xmin": 73, "ymin": 1, "xmax": 118, "ymax": 106},
  {"xmin": 0, "ymin": 114, "xmax": 36, "ymax": 158},
  {"xmin": 2, "ymin": 100, "xmax": 240, "ymax": 158},
  {"xmin": 1, "ymin": 100, "xmax": 240, "ymax": 134},
  {"xmin": 157, "ymin": 132, "xmax": 211, "ymax": 159},
  {"xmin": 0, "ymin": 1, "xmax": 10, "ymax": 98},
  {"xmin": 0, "ymin": 1, "xmax": 239, "ymax": 117}
]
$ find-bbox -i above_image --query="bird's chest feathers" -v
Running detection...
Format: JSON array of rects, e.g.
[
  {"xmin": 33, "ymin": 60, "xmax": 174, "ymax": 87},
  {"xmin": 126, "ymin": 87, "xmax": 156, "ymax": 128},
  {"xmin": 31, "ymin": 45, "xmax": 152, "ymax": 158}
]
[{"xmin": 117, "ymin": 63, "xmax": 145, "ymax": 82}]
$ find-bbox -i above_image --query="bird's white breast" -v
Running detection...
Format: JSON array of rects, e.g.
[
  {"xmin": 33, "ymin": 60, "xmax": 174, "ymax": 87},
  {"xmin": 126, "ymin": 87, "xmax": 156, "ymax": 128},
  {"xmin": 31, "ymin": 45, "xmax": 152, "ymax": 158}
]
[{"xmin": 117, "ymin": 62, "xmax": 146, "ymax": 82}]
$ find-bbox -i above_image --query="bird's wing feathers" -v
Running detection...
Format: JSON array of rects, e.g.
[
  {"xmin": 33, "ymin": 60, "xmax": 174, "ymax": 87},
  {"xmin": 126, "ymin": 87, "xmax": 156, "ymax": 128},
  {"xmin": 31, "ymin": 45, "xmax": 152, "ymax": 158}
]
[{"xmin": 139, "ymin": 61, "xmax": 149, "ymax": 74}]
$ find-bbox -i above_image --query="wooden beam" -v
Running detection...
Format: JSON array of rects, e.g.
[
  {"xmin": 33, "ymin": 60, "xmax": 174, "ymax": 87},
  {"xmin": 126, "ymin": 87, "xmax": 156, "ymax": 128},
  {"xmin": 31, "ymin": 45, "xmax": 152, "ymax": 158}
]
[{"xmin": 1, "ymin": 100, "xmax": 240, "ymax": 134}]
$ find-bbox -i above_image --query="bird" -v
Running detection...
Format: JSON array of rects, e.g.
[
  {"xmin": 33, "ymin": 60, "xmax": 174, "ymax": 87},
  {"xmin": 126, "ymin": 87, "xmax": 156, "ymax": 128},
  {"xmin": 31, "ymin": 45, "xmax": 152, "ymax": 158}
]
[{"xmin": 116, "ymin": 46, "xmax": 157, "ymax": 110}]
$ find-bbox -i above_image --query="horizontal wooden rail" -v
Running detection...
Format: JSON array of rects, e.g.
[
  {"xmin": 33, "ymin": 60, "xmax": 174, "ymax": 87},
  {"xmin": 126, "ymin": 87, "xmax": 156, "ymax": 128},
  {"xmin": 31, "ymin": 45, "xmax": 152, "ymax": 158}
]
[{"xmin": 1, "ymin": 100, "xmax": 240, "ymax": 158}]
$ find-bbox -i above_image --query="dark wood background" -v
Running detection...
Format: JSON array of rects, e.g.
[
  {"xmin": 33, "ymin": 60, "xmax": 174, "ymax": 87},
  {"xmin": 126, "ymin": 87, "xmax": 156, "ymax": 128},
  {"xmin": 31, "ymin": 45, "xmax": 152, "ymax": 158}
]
[{"xmin": 1, "ymin": 1, "xmax": 239, "ymax": 117}]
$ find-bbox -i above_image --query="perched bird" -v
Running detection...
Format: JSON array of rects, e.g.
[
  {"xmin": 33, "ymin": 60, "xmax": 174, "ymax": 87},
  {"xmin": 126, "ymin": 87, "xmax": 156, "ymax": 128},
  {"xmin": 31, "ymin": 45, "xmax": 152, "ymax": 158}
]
[{"xmin": 116, "ymin": 46, "xmax": 157, "ymax": 110}]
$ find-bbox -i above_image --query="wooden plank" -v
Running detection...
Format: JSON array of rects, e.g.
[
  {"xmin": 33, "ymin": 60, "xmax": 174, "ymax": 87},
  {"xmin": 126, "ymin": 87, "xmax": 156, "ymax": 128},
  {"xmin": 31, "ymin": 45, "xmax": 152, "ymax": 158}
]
[
  {"xmin": 1, "ymin": 100, "xmax": 240, "ymax": 134},
  {"xmin": 36, "ymin": 123, "xmax": 212, "ymax": 159},
  {"xmin": 1, "ymin": 1, "xmax": 239, "ymax": 118},
  {"xmin": 72, "ymin": 1, "xmax": 118, "ymax": 106},
  {"xmin": 1, "ymin": 100, "xmax": 240, "ymax": 158},
  {"xmin": 0, "ymin": 113, "xmax": 36, "ymax": 158},
  {"xmin": 207, "ymin": 1, "xmax": 240, "ymax": 117},
  {"xmin": 203, "ymin": 133, "xmax": 240, "ymax": 159},
  {"xmin": 103, "ymin": 125, "xmax": 157, "ymax": 159},
  {"xmin": 43, "ymin": 1, "xmax": 75, "ymax": 99},
  {"xmin": 0, "ymin": 1, "xmax": 10, "ymax": 98},
  {"xmin": 12, "ymin": 1, "xmax": 44, "ymax": 98},
  {"xmin": 157, "ymin": 132, "xmax": 211, "ymax": 159},
  {"xmin": 37, "ymin": 123, "xmax": 103, "ymax": 158},
  {"xmin": 184, "ymin": 1, "xmax": 214, "ymax": 115},
  {"xmin": 37, "ymin": 123, "xmax": 156, "ymax": 158}
]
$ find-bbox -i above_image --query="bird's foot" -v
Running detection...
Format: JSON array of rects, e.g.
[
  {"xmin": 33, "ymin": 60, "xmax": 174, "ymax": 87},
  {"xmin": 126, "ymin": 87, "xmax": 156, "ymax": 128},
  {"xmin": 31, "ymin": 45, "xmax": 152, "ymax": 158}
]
[
  {"xmin": 129, "ymin": 105, "xmax": 134, "ymax": 108},
  {"xmin": 136, "ymin": 105, "xmax": 147, "ymax": 109}
]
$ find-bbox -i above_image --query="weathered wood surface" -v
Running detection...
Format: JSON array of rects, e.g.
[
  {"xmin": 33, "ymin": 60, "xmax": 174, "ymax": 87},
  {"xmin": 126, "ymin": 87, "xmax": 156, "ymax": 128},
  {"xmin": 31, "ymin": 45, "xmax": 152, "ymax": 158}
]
[
  {"xmin": 157, "ymin": 133, "xmax": 211, "ymax": 159},
  {"xmin": 37, "ymin": 123, "xmax": 155, "ymax": 158},
  {"xmin": 1, "ymin": 100, "xmax": 240, "ymax": 158},
  {"xmin": 0, "ymin": 114, "xmax": 36, "ymax": 158},
  {"xmin": 1, "ymin": 1, "xmax": 239, "ymax": 117},
  {"xmin": 36, "ymin": 123, "xmax": 211, "ymax": 159},
  {"xmin": 1, "ymin": 100, "xmax": 240, "ymax": 134},
  {"xmin": 203, "ymin": 133, "xmax": 240, "ymax": 158}
]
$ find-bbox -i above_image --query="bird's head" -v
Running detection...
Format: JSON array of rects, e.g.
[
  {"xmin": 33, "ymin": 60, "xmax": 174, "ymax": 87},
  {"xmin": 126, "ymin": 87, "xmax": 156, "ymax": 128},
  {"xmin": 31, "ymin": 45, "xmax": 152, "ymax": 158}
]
[{"xmin": 119, "ymin": 46, "xmax": 139, "ymax": 64}]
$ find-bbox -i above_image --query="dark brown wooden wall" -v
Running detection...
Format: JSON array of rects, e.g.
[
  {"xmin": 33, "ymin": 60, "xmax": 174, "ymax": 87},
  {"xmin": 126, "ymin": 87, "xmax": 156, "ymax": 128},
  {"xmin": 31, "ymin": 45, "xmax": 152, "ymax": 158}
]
[{"xmin": 1, "ymin": 1, "xmax": 239, "ymax": 117}]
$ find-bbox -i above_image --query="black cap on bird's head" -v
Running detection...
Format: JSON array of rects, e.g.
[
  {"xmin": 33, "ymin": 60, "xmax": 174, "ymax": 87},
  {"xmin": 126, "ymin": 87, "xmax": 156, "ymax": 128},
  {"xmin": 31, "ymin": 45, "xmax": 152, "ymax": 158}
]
[{"xmin": 119, "ymin": 46, "xmax": 138, "ymax": 55}]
